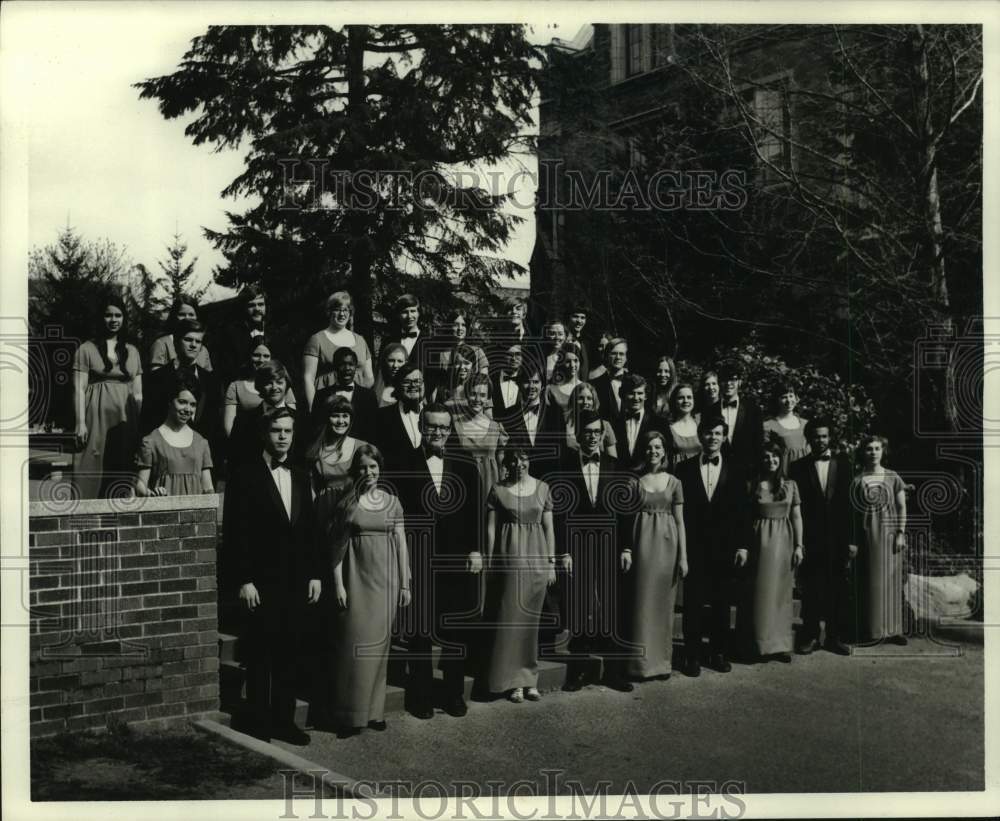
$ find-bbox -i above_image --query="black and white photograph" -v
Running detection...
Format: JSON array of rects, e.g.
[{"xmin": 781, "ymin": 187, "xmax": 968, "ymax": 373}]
[{"xmin": 1, "ymin": 1, "xmax": 995, "ymax": 818}]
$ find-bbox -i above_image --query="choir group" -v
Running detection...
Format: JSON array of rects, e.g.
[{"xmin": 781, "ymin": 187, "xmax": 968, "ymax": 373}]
[{"xmin": 68, "ymin": 287, "xmax": 908, "ymax": 746}]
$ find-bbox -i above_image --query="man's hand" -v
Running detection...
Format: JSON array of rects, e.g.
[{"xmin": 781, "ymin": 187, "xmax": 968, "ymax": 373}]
[
  {"xmin": 734, "ymin": 549, "xmax": 749, "ymax": 568},
  {"xmin": 239, "ymin": 582, "xmax": 260, "ymax": 611},
  {"xmin": 848, "ymin": 544, "xmax": 859, "ymax": 559},
  {"xmin": 620, "ymin": 550, "xmax": 633, "ymax": 572},
  {"xmin": 467, "ymin": 551, "xmax": 484, "ymax": 574},
  {"xmin": 307, "ymin": 579, "xmax": 322, "ymax": 604}
]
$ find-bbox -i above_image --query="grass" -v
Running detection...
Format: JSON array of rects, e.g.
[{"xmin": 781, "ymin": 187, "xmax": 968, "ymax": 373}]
[{"xmin": 31, "ymin": 721, "xmax": 335, "ymax": 801}]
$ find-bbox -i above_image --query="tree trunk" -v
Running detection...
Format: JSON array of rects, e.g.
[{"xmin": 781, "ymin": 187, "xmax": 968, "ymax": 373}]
[{"xmin": 346, "ymin": 25, "xmax": 373, "ymax": 342}]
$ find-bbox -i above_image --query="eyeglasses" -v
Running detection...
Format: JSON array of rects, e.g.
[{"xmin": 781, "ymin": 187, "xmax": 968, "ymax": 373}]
[
  {"xmin": 423, "ymin": 425, "xmax": 451, "ymax": 433},
  {"xmin": 401, "ymin": 379, "xmax": 424, "ymax": 387}
]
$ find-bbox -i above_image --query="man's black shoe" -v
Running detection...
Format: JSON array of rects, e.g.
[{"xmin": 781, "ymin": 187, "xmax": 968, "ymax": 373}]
[
  {"xmin": 367, "ymin": 719, "xmax": 388, "ymax": 732},
  {"xmin": 444, "ymin": 696, "xmax": 468, "ymax": 717},
  {"xmin": 562, "ymin": 671, "xmax": 587, "ymax": 692},
  {"xmin": 796, "ymin": 638, "xmax": 821, "ymax": 655},
  {"xmin": 708, "ymin": 653, "xmax": 732, "ymax": 673},
  {"xmin": 273, "ymin": 724, "xmax": 310, "ymax": 746},
  {"xmin": 824, "ymin": 638, "xmax": 851, "ymax": 655},
  {"xmin": 683, "ymin": 656, "xmax": 701, "ymax": 678}
]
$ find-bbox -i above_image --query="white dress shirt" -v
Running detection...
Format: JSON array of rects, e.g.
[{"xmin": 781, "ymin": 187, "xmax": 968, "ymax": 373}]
[
  {"xmin": 523, "ymin": 404, "xmax": 540, "ymax": 445},
  {"xmin": 625, "ymin": 411, "xmax": 644, "ymax": 456},
  {"xmin": 610, "ymin": 375, "xmax": 624, "ymax": 410},
  {"xmin": 815, "ymin": 454, "xmax": 830, "ymax": 493},
  {"xmin": 499, "ymin": 376, "xmax": 519, "ymax": 408},
  {"xmin": 722, "ymin": 398, "xmax": 739, "ymax": 443},
  {"xmin": 399, "ymin": 404, "xmax": 422, "ymax": 448},
  {"xmin": 699, "ymin": 453, "xmax": 721, "ymax": 501},
  {"xmin": 581, "ymin": 454, "xmax": 600, "ymax": 504},
  {"xmin": 400, "ymin": 330, "xmax": 419, "ymax": 357},
  {"xmin": 426, "ymin": 453, "xmax": 444, "ymax": 495},
  {"xmin": 263, "ymin": 452, "xmax": 292, "ymax": 518}
]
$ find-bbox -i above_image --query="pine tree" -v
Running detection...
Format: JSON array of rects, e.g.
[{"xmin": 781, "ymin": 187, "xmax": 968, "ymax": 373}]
[
  {"xmin": 157, "ymin": 231, "xmax": 206, "ymax": 307},
  {"xmin": 135, "ymin": 25, "xmax": 542, "ymax": 354}
]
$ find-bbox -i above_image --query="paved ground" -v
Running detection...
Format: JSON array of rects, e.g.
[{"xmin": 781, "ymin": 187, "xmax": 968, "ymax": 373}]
[{"xmin": 272, "ymin": 636, "xmax": 984, "ymax": 796}]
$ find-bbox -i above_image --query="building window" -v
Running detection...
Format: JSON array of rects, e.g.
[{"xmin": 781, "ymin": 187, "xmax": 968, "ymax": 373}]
[
  {"xmin": 652, "ymin": 24, "xmax": 675, "ymax": 67},
  {"xmin": 744, "ymin": 83, "xmax": 793, "ymax": 181},
  {"xmin": 626, "ymin": 24, "xmax": 643, "ymax": 77}
]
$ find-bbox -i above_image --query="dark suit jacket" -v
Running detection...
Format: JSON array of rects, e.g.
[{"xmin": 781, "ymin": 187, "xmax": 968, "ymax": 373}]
[
  {"xmin": 486, "ymin": 324, "xmax": 544, "ymax": 384},
  {"xmin": 392, "ymin": 446, "xmax": 483, "ymax": 633},
  {"xmin": 505, "ymin": 400, "xmax": 565, "ymax": 478},
  {"xmin": 675, "ymin": 453, "xmax": 751, "ymax": 573},
  {"xmin": 591, "ymin": 371, "xmax": 627, "ymax": 422},
  {"xmin": 140, "ymin": 364, "xmax": 221, "ymax": 444},
  {"xmin": 375, "ymin": 403, "xmax": 423, "ymax": 470},
  {"xmin": 223, "ymin": 457, "xmax": 322, "ymax": 621},
  {"xmin": 314, "ymin": 383, "xmax": 379, "ymax": 445},
  {"xmin": 789, "ymin": 453, "xmax": 852, "ymax": 565},
  {"xmin": 611, "ymin": 409, "xmax": 658, "ymax": 471},
  {"xmin": 706, "ymin": 397, "xmax": 764, "ymax": 469},
  {"xmin": 489, "ymin": 372, "xmax": 522, "ymax": 427}
]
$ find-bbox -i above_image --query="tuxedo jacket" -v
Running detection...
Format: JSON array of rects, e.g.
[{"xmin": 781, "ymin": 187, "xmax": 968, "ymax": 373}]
[
  {"xmin": 591, "ymin": 371, "xmax": 626, "ymax": 422},
  {"xmin": 789, "ymin": 452, "xmax": 852, "ymax": 563},
  {"xmin": 675, "ymin": 453, "xmax": 752, "ymax": 573},
  {"xmin": 375, "ymin": 403, "xmax": 423, "ymax": 470},
  {"xmin": 485, "ymin": 325, "xmax": 544, "ymax": 383},
  {"xmin": 489, "ymin": 372, "xmax": 522, "ymax": 427},
  {"xmin": 314, "ymin": 383, "xmax": 378, "ymax": 445},
  {"xmin": 140, "ymin": 364, "xmax": 221, "ymax": 444},
  {"xmin": 223, "ymin": 457, "xmax": 322, "ymax": 608},
  {"xmin": 706, "ymin": 397, "xmax": 764, "ymax": 468},
  {"xmin": 505, "ymin": 400, "xmax": 565, "ymax": 478},
  {"xmin": 381, "ymin": 330, "xmax": 440, "ymax": 392},
  {"xmin": 611, "ymin": 409, "xmax": 658, "ymax": 472}
]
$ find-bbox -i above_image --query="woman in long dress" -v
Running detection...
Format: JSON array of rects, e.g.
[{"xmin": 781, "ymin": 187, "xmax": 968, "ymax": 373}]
[
  {"xmin": 302, "ymin": 291, "xmax": 375, "ymax": 409},
  {"xmin": 666, "ymin": 382, "xmax": 701, "ymax": 469},
  {"xmin": 134, "ymin": 372, "xmax": 214, "ymax": 496},
  {"xmin": 544, "ymin": 342, "xmax": 583, "ymax": 417},
  {"xmin": 484, "ymin": 447, "xmax": 557, "ymax": 703},
  {"xmin": 372, "ymin": 343, "xmax": 408, "ymax": 408},
  {"xmin": 563, "ymin": 382, "xmax": 618, "ymax": 459},
  {"xmin": 651, "ymin": 356, "xmax": 678, "ymax": 418},
  {"xmin": 749, "ymin": 434, "xmax": 804, "ymax": 662},
  {"xmin": 762, "ymin": 381, "xmax": 810, "ymax": 472},
  {"xmin": 329, "ymin": 444, "xmax": 411, "ymax": 733},
  {"xmin": 73, "ymin": 297, "xmax": 144, "ymax": 498},
  {"xmin": 620, "ymin": 431, "xmax": 687, "ymax": 681},
  {"xmin": 306, "ymin": 393, "xmax": 369, "ymax": 526},
  {"xmin": 453, "ymin": 374, "xmax": 509, "ymax": 507},
  {"xmin": 148, "ymin": 299, "xmax": 213, "ymax": 372},
  {"xmin": 849, "ymin": 434, "xmax": 908, "ymax": 645}
]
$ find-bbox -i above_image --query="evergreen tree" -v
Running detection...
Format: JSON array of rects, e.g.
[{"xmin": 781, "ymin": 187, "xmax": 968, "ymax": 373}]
[
  {"xmin": 135, "ymin": 25, "xmax": 542, "ymax": 354},
  {"xmin": 157, "ymin": 231, "xmax": 206, "ymax": 306}
]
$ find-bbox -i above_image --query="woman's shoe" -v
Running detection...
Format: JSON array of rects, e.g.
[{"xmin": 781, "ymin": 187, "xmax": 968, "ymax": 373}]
[
  {"xmin": 888, "ymin": 635, "xmax": 909, "ymax": 646},
  {"xmin": 508, "ymin": 688, "xmax": 524, "ymax": 703},
  {"xmin": 367, "ymin": 719, "xmax": 387, "ymax": 732},
  {"xmin": 774, "ymin": 652, "xmax": 793, "ymax": 663},
  {"xmin": 524, "ymin": 687, "xmax": 541, "ymax": 702}
]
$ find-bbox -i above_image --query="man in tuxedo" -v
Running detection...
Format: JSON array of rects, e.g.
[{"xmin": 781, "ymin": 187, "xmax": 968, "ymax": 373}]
[
  {"xmin": 140, "ymin": 320, "xmax": 219, "ymax": 442},
  {"xmin": 611, "ymin": 374, "xmax": 655, "ymax": 471},
  {"xmin": 675, "ymin": 416, "xmax": 752, "ymax": 676},
  {"xmin": 709, "ymin": 360, "xmax": 763, "ymax": 469},
  {"xmin": 487, "ymin": 297, "xmax": 543, "ymax": 382},
  {"xmin": 552, "ymin": 410, "xmax": 634, "ymax": 693},
  {"xmin": 489, "ymin": 343, "xmax": 522, "ymax": 426},
  {"xmin": 211, "ymin": 284, "xmax": 267, "ymax": 389},
  {"xmin": 224, "ymin": 407, "xmax": 322, "ymax": 745},
  {"xmin": 591, "ymin": 337, "xmax": 629, "ymax": 422},
  {"xmin": 789, "ymin": 418, "xmax": 853, "ymax": 655},
  {"xmin": 565, "ymin": 305, "xmax": 591, "ymax": 379},
  {"xmin": 375, "ymin": 363, "xmax": 425, "ymax": 469},
  {"xmin": 505, "ymin": 363, "xmax": 562, "ymax": 478},
  {"xmin": 313, "ymin": 347, "xmax": 378, "ymax": 444},
  {"xmin": 394, "ymin": 403, "xmax": 484, "ymax": 719}
]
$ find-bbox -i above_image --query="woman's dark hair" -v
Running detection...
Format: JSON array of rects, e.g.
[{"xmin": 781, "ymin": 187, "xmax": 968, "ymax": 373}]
[
  {"xmin": 770, "ymin": 380, "xmax": 800, "ymax": 414},
  {"xmin": 240, "ymin": 338, "xmax": 272, "ymax": 379},
  {"xmin": 167, "ymin": 370, "xmax": 203, "ymax": 404},
  {"xmin": 167, "ymin": 298, "xmax": 200, "ymax": 325},
  {"xmin": 466, "ymin": 372, "xmax": 492, "ymax": 400},
  {"xmin": 240, "ymin": 284, "xmax": 266, "ymax": 304},
  {"xmin": 253, "ymin": 359, "xmax": 289, "ymax": 395},
  {"xmin": 501, "ymin": 445, "xmax": 530, "ymax": 477},
  {"xmin": 92, "ymin": 296, "xmax": 132, "ymax": 379},
  {"xmin": 856, "ymin": 433, "xmax": 890, "ymax": 465},
  {"xmin": 753, "ymin": 431, "xmax": 788, "ymax": 500},
  {"xmin": 306, "ymin": 392, "xmax": 355, "ymax": 459},
  {"xmin": 668, "ymin": 382, "xmax": 696, "ymax": 421},
  {"xmin": 637, "ymin": 430, "xmax": 672, "ymax": 475},
  {"xmin": 171, "ymin": 319, "xmax": 206, "ymax": 349},
  {"xmin": 554, "ymin": 341, "xmax": 583, "ymax": 382},
  {"xmin": 653, "ymin": 355, "xmax": 679, "ymax": 398}
]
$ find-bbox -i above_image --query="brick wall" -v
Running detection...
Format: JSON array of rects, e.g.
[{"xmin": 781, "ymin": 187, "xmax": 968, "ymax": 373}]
[{"xmin": 28, "ymin": 494, "xmax": 220, "ymax": 738}]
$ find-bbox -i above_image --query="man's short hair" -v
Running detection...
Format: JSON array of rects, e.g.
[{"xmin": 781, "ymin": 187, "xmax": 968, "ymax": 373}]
[
  {"xmin": 394, "ymin": 293, "xmax": 420, "ymax": 314},
  {"xmin": 620, "ymin": 374, "xmax": 647, "ymax": 397},
  {"xmin": 576, "ymin": 409, "xmax": 603, "ymax": 433},
  {"xmin": 421, "ymin": 402, "xmax": 453, "ymax": 423},
  {"xmin": 697, "ymin": 415, "xmax": 729, "ymax": 437},
  {"xmin": 171, "ymin": 319, "xmax": 205, "ymax": 347},
  {"xmin": 333, "ymin": 346, "xmax": 359, "ymax": 367},
  {"xmin": 258, "ymin": 405, "xmax": 295, "ymax": 437},
  {"xmin": 805, "ymin": 416, "xmax": 834, "ymax": 439}
]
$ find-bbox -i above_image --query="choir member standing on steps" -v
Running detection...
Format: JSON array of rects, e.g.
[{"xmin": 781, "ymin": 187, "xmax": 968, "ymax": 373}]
[
  {"xmin": 563, "ymin": 383, "xmax": 618, "ymax": 460},
  {"xmin": 438, "ymin": 310, "xmax": 489, "ymax": 377},
  {"xmin": 226, "ymin": 407, "xmax": 321, "ymax": 746},
  {"xmin": 72, "ymin": 296, "xmax": 143, "ymax": 499},
  {"xmin": 763, "ymin": 381, "xmax": 810, "ymax": 472},
  {"xmin": 620, "ymin": 430, "xmax": 687, "ymax": 682},
  {"xmin": 611, "ymin": 374, "xmax": 655, "ymax": 471},
  {"xmin": 394, "ymin": 404, "xmax": 483, "ymax": 720},
  {"xmin": 564, "ymin": 305, "xmax": 591, "ymax": 380},
  {"xmin": 148, "ymin": 299, "xmax": 213, "ymax": 372},
  {"xmin": 651, "ymin": 355, "xmax": 678, "ymax": 418},
  {"xmin": 541, "ymin": 320, "xmax": 567, "ymax": 383},
  {"xmin": 375, "ymin": 363, "xmax": 425, "ymax": 470},
  {"xmin": 212, "ymin": 284, "xmax": 267, "ymax": 390},
  {"xmin": 667, "ymin": 383, "xmax": 701, "ymax": 468},
  {"xmin": 303, "ymin": 291, "xmax": 375, "ymax": 410},
  {"xmin": 489, "ymin": 344, "xmax": 523, "ymax": 426},
  {"xmin": 505, "ymin": 362, "xmax": 562, "ymax": 478},
  {"xmin": 372, "ymin": 343, "xmax": 408, "ymax": 408},
  {"xmin": 710, "ymin": 360, "xmax": 763, "ymax": 470},
  {"xmin": 591, "ymin": 337, "xmax": 629, "ymax": 422},
  {"xmin": 748, "ymin": 434, "xmax": 803, "ymax": 664},
  {"xmin": 674, "ymin": 416, "xmax": 752, "ymax": 678},
  {"xmin": 312, "ymin": 347, "xmax": 378, "ymax": 445},
  {"xmin": 790, "ymin": 418, "xmax": 852, "ymax": 655},
  {"xmin": 544, "ymin": 341, "xmax": 583, "ymax": 417},
  {"xmin": 554, "ymin": 409, "xmax": 634, "ymax": 694}
]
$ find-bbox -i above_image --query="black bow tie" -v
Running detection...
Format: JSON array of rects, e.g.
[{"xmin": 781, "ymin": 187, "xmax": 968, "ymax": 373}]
[
  {"xmin": 581, "ymin": 453, "xmax": 600, "ymax": 465},
  {"xmin": 401, "ymin": 331, "xmax": 418, "ymax": 339},
  {"xmin": 337, "ymin": 385, "xmax": 354, "ymax": 393},
  {"xmin": 702, "ymin": 455, "xmax": 720, "ymax": 466},
  {"xmin": 724, "ymin": 400, "xmax": 738, "ymax": 409},
  {"xmin": 423, "ymin": 446, "xmax": 445, "ymax": 460},
  {"xmin": 270, "ymin": 457, "xmax": 290, "ymax": 470},
  {"xmin": 626, "ymin": 412, "xmax": 642, "ymax": 422},
  {"xmin": 816, "ymin": 453, "xmax": 831, "ymax": 462},
  {"xmin": 524, "ymin": 404, "xmax": 539, "ymax": 416}
]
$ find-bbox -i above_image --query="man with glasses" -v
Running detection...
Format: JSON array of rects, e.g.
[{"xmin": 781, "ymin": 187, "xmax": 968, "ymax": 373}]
[
  {"xmin": 395, "ymin": 403, "xmax": 484, "ymax": 720},
  {"xmin": 375, "ymin": 363, "xmax": 426, "ymax": 469},
  {"xmin": 591, "ymin": 337, "xmax": 629, "ymax": 422}
]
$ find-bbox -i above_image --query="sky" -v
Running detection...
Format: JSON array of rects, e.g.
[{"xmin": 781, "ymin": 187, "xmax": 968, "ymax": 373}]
[{"xmin": 11, "ymin": 4, "xmax": 584, "ymax": 301}]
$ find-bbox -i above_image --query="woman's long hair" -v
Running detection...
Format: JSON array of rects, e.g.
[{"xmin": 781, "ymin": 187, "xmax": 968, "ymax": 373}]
[
  {"xmin": 305, "ymin": 392, "xmax": 354, "ymax": 461},
  {"xmin": 326, "ymin": 443, "xmax": 388, "ymax": 567},
  {"xmin": 752, "ymin": 431, "xmax": 789, "ymax": 501},
  {"xmin": 668, "ymin": 381, "xmax": 697, "ymax": 423},
  {"xmin": 91, "ymin": 296, "xmax": 132, "ymax": 379},
  {"xmin": 652, "ymin": 355, "xmax": 678, "ymax": 412},
  {"xmin": 636, "ymin": 429, "xmax": 673, "ymax": 475},
  {"xmin": 373, "ymin": 342, "xmax": 408, "ymax": 399},
  {"xmin": 240, "ymin": 338, "xmax": 272, "ymax": 380}
]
